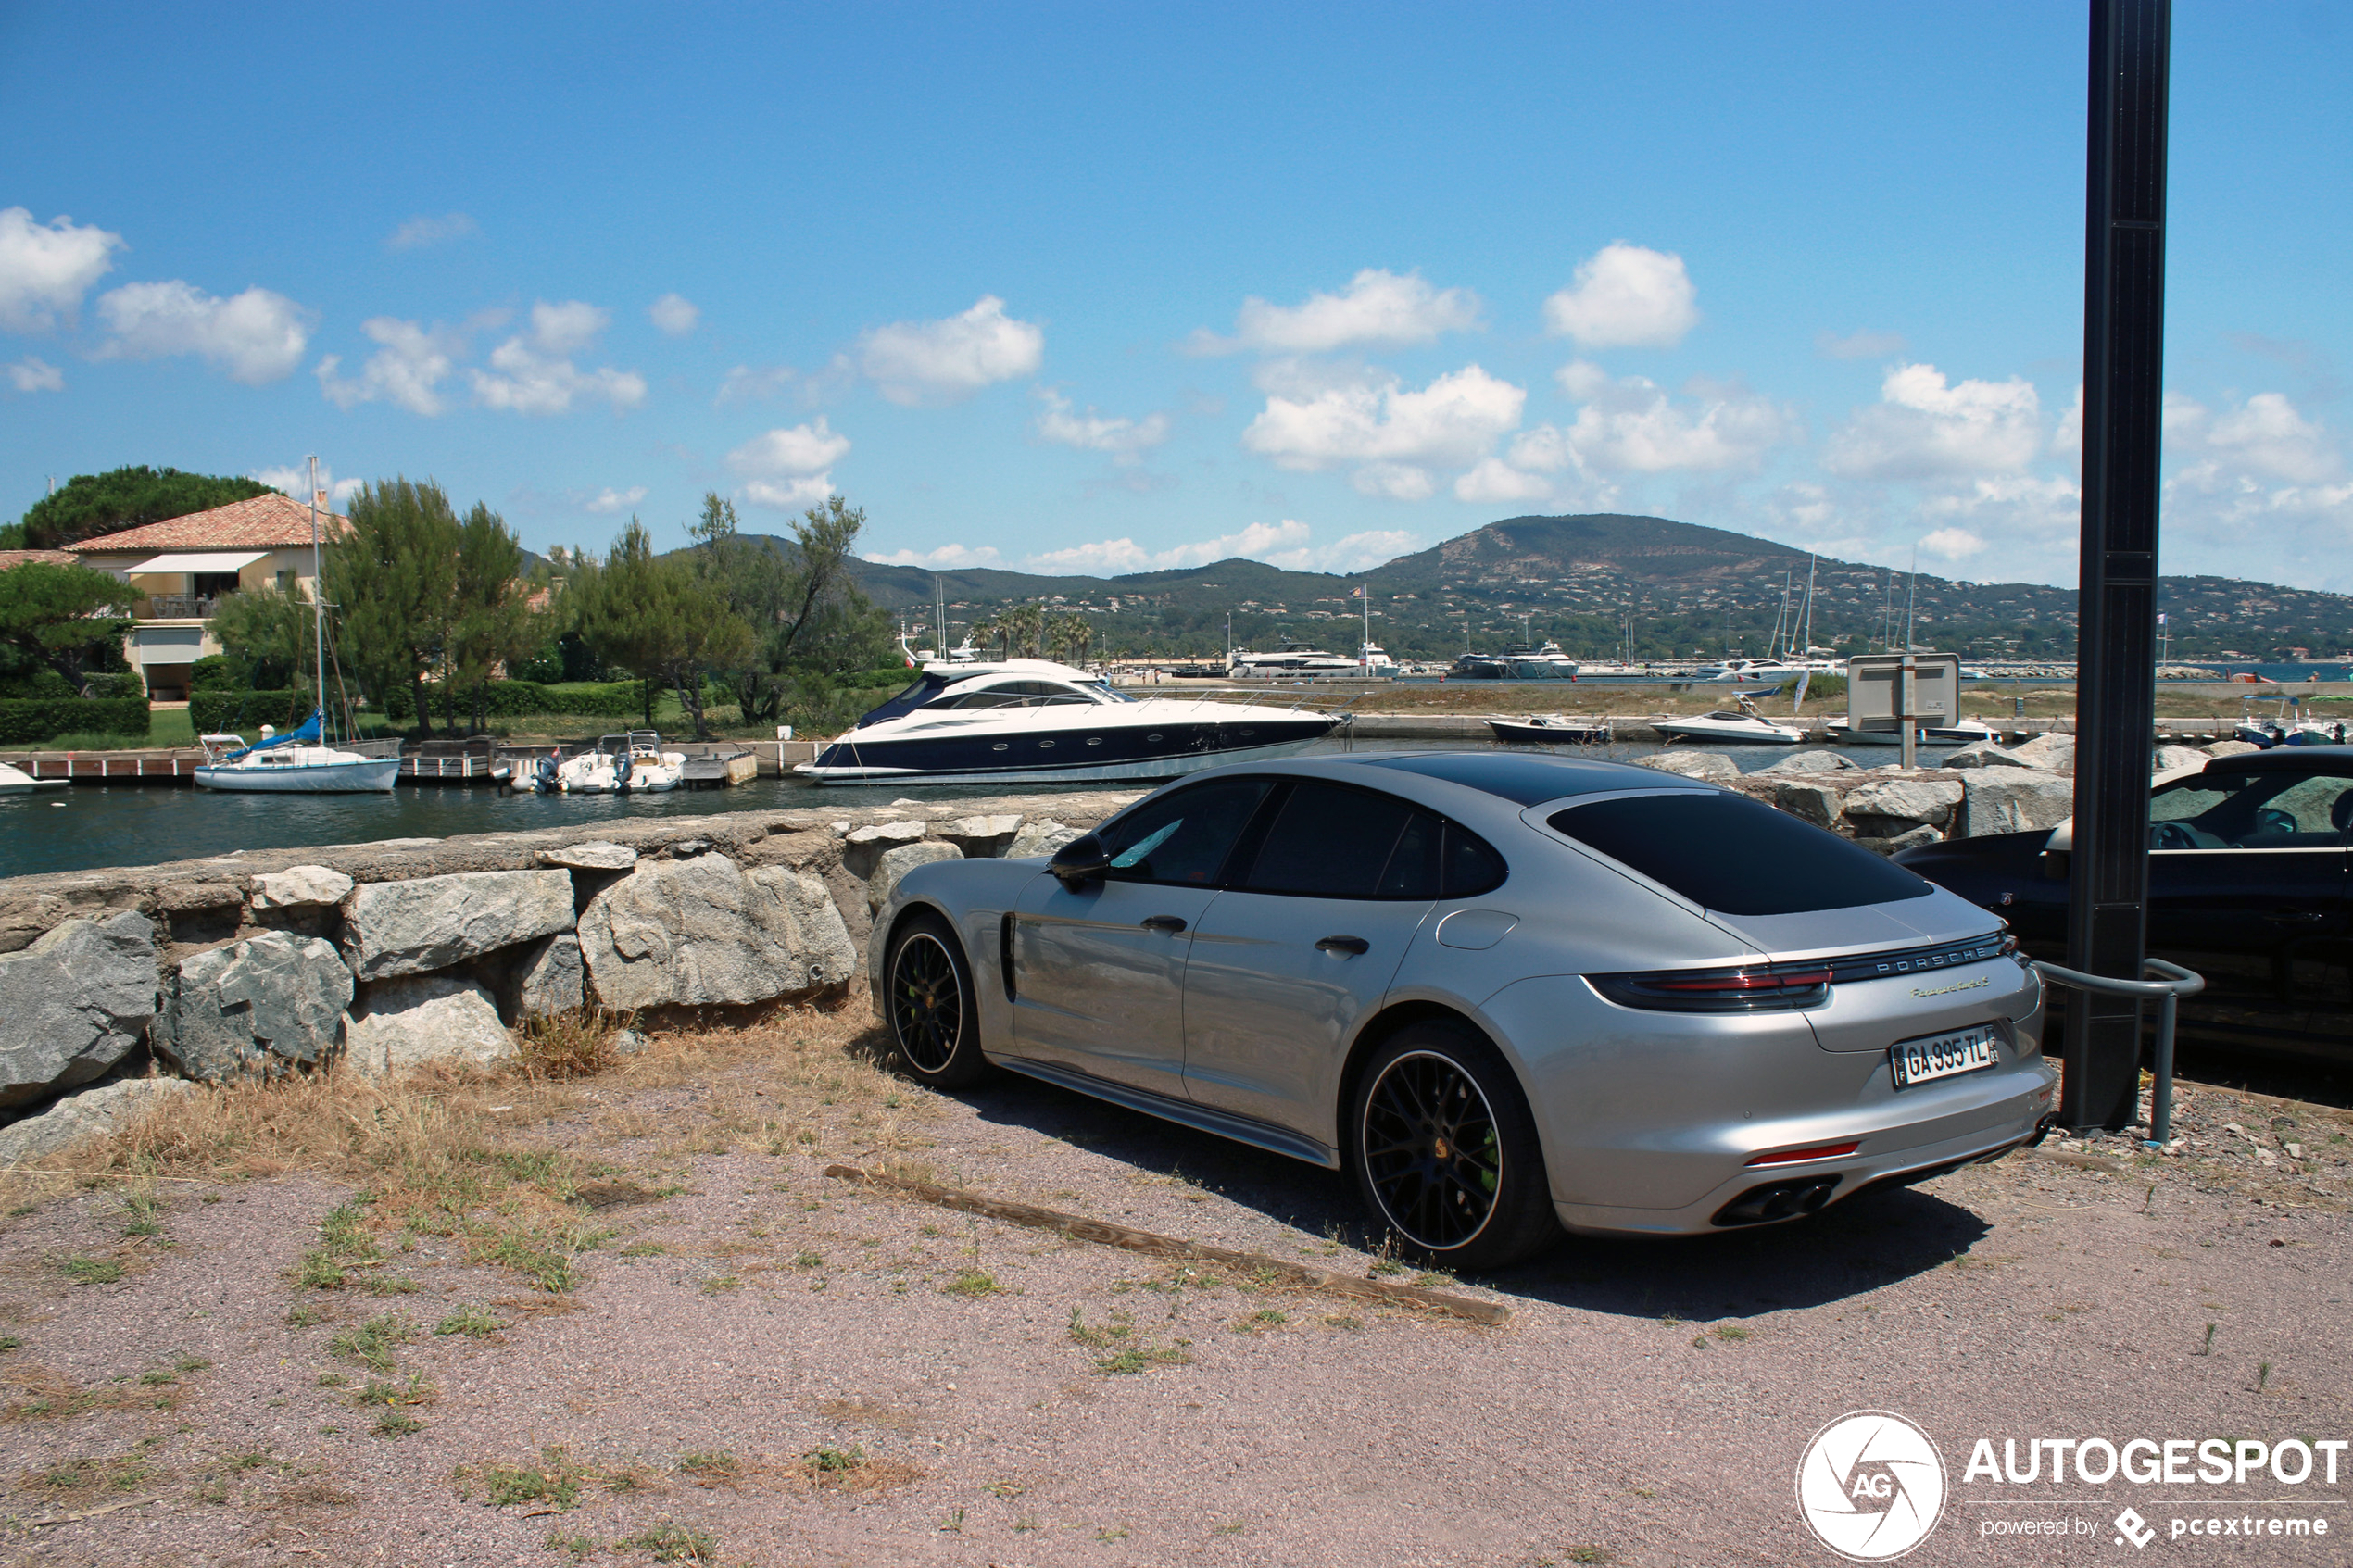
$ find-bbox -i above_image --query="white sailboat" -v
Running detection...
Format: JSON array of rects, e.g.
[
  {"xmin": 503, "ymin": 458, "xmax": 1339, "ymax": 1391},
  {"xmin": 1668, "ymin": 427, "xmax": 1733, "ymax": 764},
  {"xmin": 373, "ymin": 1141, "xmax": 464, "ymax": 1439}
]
[{"xmin": 194, "ymin": 457, "xmax": 399, "ymax": 795}]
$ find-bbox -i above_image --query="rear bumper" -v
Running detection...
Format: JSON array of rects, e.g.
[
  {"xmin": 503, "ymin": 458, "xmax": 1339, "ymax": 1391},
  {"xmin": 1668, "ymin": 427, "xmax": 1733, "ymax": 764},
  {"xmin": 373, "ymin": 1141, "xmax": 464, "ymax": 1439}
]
[{"xmin": 1547, "ymin": 1058, "xmax": 2057, "ymax": 1237}]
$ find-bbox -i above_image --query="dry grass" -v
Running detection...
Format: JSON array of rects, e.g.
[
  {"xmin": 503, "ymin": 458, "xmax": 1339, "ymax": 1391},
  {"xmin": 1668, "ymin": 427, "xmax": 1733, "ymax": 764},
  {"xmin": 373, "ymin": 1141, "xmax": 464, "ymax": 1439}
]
[{"xmin": 0, "ymin": 999, "xmax": 927, "ymax": 1294}]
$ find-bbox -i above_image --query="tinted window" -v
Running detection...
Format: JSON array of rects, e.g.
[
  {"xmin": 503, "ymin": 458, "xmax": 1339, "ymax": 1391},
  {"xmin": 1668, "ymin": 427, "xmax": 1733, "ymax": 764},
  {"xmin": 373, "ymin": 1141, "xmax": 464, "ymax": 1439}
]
[
  {"xmin": 1548, "ymin": 794, "xmax": 1931, "ymax": 915},
  {"xmin": 1363, "ymin": 751, "xmax": 1695, "ymax": 806},
  {"xmin": 2151, "ymin": 768, "xmax": 2353, "ymax": 848},
  {"xmin": 1239, "ymin": 784, "xmax": 1506, "ymax": 900},
  {"xmin": 1243, "ymin": 784, "xmax": 1417, "ymax": 897},
  {"xmin": 1441, "ymin": 824, "xmax": 1508, "ymax": 897},
  {"xmin": 1098, "ymin": 779, "xmax": 1271, "ymax": 885}
]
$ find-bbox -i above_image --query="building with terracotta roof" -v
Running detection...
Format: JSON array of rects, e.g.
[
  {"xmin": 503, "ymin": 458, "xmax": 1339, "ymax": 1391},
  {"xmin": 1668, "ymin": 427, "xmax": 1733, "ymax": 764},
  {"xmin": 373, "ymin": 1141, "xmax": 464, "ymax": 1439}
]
[{"xmin": 72, "ymin": 490, "xmax": 348, "ymax": 700}]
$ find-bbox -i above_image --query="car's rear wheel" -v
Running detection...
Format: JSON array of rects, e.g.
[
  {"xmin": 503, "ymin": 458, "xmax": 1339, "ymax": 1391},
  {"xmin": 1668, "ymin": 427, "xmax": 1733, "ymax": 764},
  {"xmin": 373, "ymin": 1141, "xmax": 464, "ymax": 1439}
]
[
  {"xmin": 884, "ymin": 914, "xmax": 989, "ymax": 1088},
  {"xmin": 1349, "ymin": 1021, "xmax": 1563, "ymax": 1271}
]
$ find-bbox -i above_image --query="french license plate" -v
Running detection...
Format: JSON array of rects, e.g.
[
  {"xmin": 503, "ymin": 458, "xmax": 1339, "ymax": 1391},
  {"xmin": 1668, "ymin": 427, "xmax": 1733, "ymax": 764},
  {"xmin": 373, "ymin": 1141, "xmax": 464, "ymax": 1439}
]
[{"xmin": 1890, "ymin": 1025, "xmax": 1998, "ymax": 1088}]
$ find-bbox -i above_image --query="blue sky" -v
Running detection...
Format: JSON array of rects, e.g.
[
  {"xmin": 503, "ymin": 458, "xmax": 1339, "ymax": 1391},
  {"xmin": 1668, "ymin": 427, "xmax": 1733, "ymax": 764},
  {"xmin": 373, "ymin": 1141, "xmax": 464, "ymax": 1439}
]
[{"xmin": 4, "ymin": 2, "xmax": 2349, "ymax": 589}]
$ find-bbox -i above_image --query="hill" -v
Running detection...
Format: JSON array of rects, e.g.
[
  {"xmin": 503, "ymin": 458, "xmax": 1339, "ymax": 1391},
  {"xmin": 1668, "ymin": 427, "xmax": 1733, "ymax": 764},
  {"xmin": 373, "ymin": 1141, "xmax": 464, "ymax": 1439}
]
[{"xmin": 806, "ymin": 513, "xmax": 2350, "ymax": 664}]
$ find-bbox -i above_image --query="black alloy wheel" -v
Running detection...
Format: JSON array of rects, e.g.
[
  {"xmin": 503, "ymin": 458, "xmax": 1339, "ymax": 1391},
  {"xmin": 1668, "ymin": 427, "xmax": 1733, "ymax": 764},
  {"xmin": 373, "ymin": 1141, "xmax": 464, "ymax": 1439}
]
[
  {"xmin": 1350, "ymin": 1022, "xmax": 1564, "ymax": 1270},
  {"xmin": 885, "ymin": 915, "xmax": 988, "ymax": 1087}
]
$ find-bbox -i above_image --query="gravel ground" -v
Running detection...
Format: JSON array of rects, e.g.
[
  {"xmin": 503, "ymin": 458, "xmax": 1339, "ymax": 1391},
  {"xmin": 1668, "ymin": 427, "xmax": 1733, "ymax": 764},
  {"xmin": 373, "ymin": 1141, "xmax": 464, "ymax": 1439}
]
[{"xmin": 0, "ymin": 1010, "xmax": 2347, "ymax": 1568}]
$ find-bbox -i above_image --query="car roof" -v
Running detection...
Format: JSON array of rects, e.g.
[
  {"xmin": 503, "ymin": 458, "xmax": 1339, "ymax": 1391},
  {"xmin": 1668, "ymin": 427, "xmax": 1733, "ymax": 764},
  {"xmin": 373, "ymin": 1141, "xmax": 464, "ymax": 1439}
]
[
  {"xmin": 1168, "ymin": 750, "xmax": 1718, "ymax": 832},
  {"xmin": 2205, "ymin": 744, "xmax": 2353, "ymax": 777}
]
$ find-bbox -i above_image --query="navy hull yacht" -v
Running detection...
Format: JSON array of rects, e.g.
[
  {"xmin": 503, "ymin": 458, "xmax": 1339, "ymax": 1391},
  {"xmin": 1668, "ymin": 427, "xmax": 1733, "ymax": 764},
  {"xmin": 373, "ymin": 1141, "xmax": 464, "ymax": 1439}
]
[{"xmin": 795, "ymin": 659, "xmax": 1341, "ymax": 785}]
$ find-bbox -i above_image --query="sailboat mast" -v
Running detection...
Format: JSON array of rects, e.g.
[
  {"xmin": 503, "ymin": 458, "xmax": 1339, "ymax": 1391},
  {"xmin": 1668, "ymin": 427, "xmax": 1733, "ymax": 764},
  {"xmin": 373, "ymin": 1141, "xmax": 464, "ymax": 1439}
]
[
  {"xmin": 308, "ymin": 455, "xmax": 325, "ymax": 734},
  {"xmin": 1800, "ymin": 553, "xmax": 1818, "ymax": 659}
]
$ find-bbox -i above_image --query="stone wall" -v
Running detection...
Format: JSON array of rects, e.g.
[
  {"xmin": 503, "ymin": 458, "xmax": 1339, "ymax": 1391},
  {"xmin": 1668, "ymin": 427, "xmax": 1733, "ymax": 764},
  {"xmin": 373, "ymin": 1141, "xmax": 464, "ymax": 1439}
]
[
  {"xmin": 0, "ymin": 791, "xmax": 1137, "ymax": 1161},
  {"xmin": 0, "ymin": 738, "xmax": 2255, "ymax": 1160}
]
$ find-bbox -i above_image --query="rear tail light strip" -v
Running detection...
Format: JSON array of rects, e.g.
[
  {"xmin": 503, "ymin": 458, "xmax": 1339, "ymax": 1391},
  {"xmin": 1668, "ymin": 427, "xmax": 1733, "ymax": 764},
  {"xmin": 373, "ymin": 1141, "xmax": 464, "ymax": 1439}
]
[{"xmin": 1591, "ymin": 929, "xmax": 2012, "ymax": 1013}]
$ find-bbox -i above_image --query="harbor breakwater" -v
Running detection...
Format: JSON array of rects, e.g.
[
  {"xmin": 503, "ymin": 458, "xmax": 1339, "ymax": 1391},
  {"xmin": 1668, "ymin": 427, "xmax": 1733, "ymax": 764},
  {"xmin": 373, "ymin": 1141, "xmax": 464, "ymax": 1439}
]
[{"xmin": 0, "ymin": 732, "xmax": 2237, "ymax": 1163}]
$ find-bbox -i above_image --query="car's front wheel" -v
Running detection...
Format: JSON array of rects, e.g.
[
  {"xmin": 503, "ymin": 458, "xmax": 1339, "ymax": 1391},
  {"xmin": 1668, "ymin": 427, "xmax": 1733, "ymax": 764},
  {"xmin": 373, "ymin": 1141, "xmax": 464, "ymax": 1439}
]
[
  {"xmin": 884, "ymin": 914, "xmax": 990, "ymax": 1088},
  {"xmin": 1349, "ymin": 1021, "xmax": 1563, "ymax": 1271}
]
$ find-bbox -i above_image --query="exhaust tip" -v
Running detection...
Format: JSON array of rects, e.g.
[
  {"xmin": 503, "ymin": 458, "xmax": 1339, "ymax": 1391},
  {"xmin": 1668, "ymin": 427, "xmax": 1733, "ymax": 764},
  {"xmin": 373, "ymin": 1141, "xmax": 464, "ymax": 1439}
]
[{"xmin": 1711, "ymin": 1176, "xmax": 1839, "ymax": 1227}]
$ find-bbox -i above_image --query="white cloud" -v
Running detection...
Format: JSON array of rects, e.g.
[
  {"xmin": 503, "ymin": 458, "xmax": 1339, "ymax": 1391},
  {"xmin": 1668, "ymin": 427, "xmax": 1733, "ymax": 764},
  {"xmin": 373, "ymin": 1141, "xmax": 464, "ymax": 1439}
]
[
  {"xmin": 1551, "ymin": 367, "xmax": 1798, "ymax": 474},
  {"xmin": 648, "ymin": 294, "xmax": 699, "ymax": 337},
  {"xmin": 1542, "ymin": 244, "xmax": 1699, "ymax": 350},
  {"xmin": 1017, "ymin": 519, "xmax": 1425, "ymax": 576},
  {"xmin": 858, "ymin": 295, "xmax": 1043, "ymax": 406},
  {"xmin": 1817, "ymin": 328, "xmax": 1907, "ymax": 360},
  {"xmin": 1918, "ymin": 526, "xmax": 1987, "ymax": 561},
  {"xmin": 0, "ymin": 207, "xmax": 123, "ymax": 332},
  {"xmin": 1034, "ymin": 390, "xmax": 1170, "ymax": 463},
  {"xmin": 468, "ymin": 302, "xmax": 642, "ymax": 415},
  {"xmin": 1453, "ymin": 457, "xmax": 1558, "ymax": 504},
  {"xmin": 862, "ymin": 543, "xmax": 1006, "ymax": 570},
  {"xmin": 385, "ymin": 212, "xmax": 476, "ymax": 251},
  {"xmin": 5, "ymin": 356, "xmax": 63, "ymax": 394},
  {"xmin": 2173, "ymin": 391, "xmax": 2342, "ymax": 484},
  {"xmin": 315, "ymin": 317, "xmax": 461, "ymax": 415},
  {"xmin": 470, "ymin": 344, "xmax": 646, "ymax": 415},
  {"xmin": 93, "ymin": 280, "xmax": 311, "ymax": 383},
  {"xmin": 250, "ymin": 463, "xmax": 362, "ymax": 507},
  {"xmin": 715, "ymin": 364, "xmax": 795, "ymax": 406},
  {"xmin": 1823, "ymin": 362, "xmax": 2044, "ymax": 479},
  {"xmin": 527, "ymin": 300, "xmax": 610, "ymax": 356},
  {"xmin": 729, "ymin": 419, "xmax": 851, "ymax": 476},
  {"xmin": 584, "ymin": 485, "xmax": 649, "ymax": 514},
  {"xmin": 1190, "ymin": 269, "xmax": 1482, "ymax": 355},
  {"xmin": 735, "ymin": 476, "xmax": 830, "ymax": 510},
  {"xmin": 1241, "ymin": 363, "xmax": 1527, "ymax": 498},
  {"xmin": 727, "ymin": 418, "xmax": 849, "ymax": 511}
]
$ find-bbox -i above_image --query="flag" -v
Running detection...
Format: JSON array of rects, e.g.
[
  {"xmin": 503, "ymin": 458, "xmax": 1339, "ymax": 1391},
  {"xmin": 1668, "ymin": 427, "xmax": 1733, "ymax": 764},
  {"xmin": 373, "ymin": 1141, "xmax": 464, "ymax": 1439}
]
[
  {"xmin": 1352, "ymin": 585, "xmax": 1365, "ymax": 598},
  {"xmin": 2158, "ymin": 612, "xmax": 2168, "ymax": 626}
]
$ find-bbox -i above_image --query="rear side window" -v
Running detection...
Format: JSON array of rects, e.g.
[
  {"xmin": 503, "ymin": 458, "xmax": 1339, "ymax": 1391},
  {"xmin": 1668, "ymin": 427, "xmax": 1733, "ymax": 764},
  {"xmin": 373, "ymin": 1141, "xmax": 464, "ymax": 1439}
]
[
  {"xmin": 1099, "ymin": 778, "xmax": 1271, "ymax": 885},
  {"xmin": 1239, "ymin": 783, "xmax": 1505, "ymax": 900},
  {"xmin": 1548, "ymin": 793, "xmax": 1931, "ymax": 915}
]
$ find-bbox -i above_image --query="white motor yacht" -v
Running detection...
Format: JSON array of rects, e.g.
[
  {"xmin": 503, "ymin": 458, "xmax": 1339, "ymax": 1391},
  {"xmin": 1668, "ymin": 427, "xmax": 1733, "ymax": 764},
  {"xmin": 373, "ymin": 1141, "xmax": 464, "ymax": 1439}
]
[
  {"xmin": 194, "ymin": 716, "xmax": 401, "ymax": 793},
  {"xmin": 1228, "ymin": 641, "xmax": 1359, "ymax": 677},
  {"xmin": 796, "ymin": 659, "xmax": 1340, "ymax": 785},
  {"xmin": 1358, "ymin": 641, "xmax": 1397, "ymax": 673},
  {"xmin": 558, "ymin": 732, "xmax": 686, "ymax": 793},
  {"xmin": 1652, "ymin": 708, "xmax": 1806, "ymax": 745},
  {"xmin": 0, "ymin": 761, "xmax": 66, "ymax": 794}
]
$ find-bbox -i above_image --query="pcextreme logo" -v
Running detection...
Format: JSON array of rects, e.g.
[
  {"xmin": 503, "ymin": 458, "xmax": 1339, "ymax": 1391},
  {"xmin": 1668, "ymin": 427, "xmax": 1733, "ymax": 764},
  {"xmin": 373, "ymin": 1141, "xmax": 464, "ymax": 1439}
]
[{"xmin": 1797, "ymin": 1411, "xmax": 1948, "ymax": 1561}]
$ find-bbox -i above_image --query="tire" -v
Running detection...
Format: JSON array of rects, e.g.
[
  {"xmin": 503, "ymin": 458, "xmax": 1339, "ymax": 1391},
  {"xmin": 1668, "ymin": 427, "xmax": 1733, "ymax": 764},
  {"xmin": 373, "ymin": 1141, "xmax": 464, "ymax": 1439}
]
[
  {"xmin": 883, "ymin": 913, "xmax": 991, "ymax": 1089},
  {"xmin": 1348, "ymin": 1020, "xmax": 1564, "ymax": 1271}
]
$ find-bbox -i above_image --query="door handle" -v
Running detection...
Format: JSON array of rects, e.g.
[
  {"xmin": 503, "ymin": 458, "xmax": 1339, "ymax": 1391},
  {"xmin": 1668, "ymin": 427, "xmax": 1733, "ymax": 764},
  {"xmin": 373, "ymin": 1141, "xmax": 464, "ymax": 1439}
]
[
  {"xmin": 1315, "ymin": 935, "xmax": 1370, "ymax": 956},
  {"xmin": 2263, "ymin": 909, "xmax": 2325, "ymax": 923},
  {"xmin": 1140, "ymin": 915, "xmax": 1188, "ymax": 933}
]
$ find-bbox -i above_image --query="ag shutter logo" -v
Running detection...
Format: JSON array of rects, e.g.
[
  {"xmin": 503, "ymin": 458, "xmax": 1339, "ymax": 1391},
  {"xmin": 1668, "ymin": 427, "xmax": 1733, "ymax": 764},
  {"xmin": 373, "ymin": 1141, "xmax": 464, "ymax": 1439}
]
[{"xmin": 1796, "ymin": 1411, "xmax": 1948, "ymax": 1560}]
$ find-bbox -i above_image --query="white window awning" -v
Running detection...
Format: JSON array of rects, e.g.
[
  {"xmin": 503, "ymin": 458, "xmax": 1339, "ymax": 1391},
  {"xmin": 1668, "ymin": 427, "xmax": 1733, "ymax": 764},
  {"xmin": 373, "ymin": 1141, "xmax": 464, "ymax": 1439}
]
[{"xmin": 126, "ymin": 551, "xmax": 269, "ymax": 574}]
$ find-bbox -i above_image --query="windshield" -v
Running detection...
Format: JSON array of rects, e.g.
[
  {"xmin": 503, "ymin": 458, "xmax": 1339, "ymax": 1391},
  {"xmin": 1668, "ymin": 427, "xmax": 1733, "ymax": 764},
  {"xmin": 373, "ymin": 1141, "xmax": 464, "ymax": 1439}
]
[
  {"xmin": 1082, "ymin": 681, "xmax": 1133, "ymax": 703},
  {"xmin": 2150, "ymin": 769, "xmax": 2353, "ymax": 848}
]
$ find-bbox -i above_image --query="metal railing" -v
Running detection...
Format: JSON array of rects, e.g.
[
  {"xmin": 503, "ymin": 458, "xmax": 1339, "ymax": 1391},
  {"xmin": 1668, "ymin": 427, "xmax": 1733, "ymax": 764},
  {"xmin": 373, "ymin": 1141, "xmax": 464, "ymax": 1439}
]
[
  {"xmin": 139, "ymin": 595, "xmax": 220, "ymax": 620},
  {"xmin": 2028, "ymin": 957, "xmax": 2205, "ymax": 1147}
]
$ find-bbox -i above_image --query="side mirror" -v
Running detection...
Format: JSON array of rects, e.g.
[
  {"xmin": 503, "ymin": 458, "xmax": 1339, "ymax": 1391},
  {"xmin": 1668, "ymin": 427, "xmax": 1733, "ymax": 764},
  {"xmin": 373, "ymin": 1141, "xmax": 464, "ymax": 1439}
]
[{"xmin": 1050, "ymin": 833, "xmax": 1112, "ymax": 884}]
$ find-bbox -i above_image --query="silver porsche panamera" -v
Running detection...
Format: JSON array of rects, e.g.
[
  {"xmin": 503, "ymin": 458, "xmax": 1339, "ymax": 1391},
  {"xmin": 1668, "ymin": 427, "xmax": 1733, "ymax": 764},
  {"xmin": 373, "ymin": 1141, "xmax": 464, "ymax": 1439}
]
[{"xmin": 870, "ymin": 751, "xmax": 2056, "ymax": 1269}]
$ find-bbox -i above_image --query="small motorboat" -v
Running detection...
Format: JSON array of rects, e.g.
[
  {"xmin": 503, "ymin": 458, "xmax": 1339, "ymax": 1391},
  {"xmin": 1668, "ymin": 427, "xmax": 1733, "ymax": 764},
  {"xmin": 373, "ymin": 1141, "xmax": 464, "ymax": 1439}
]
[
  {"xmin": 559, "ymin": 732, "xmax": 686, "ymax": 793},
  {"xmin": 1821, "ymin": 716, "xmax": 2002, "ymax": 747},
  {"xmin": 0, "ymin": 760, "xmax": 66, "ymax": 794},
  {"xmin": 1487, "ymin": 715, "xmax": 1613, "ymax": 745},
  {"xmin": 2233, "ymin": 700, "xmax": 2345, "ymax": 748},
  {"xmin": 1653, "ymin": 706, "xmax": 1806, "ymax": 745}
]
